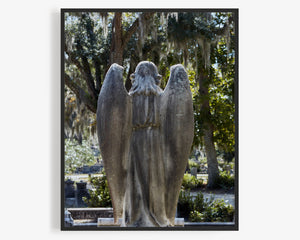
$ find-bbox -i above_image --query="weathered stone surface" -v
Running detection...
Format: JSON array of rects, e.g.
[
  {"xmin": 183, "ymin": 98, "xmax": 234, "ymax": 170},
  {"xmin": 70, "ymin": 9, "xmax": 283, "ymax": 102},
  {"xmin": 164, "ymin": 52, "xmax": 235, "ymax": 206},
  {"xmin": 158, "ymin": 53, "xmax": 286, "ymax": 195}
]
[
  {"xmin": 76, "ymin": 181, "xmax": 90, "ymax": 207},
  {"xmin": 191, "ymin": 167, "xmax": 198, "ymax": 177},
  {"xmin": 68, "ymin": 208, "xmax": 114, "ymax": 221},
  {"xmin": 97, "ymin": 61, "xmax": 194, "ymax": 227},
  {"xmin": 65, "ymin": 179, "xmax": 75, "ymax": 198},
  {"xmin": 97, "ymin": 63, "xmax": 132, "ymax": 223},
  {"xmin": 97, "ymin": 218, "xmax": 185, "ymax": 227}
]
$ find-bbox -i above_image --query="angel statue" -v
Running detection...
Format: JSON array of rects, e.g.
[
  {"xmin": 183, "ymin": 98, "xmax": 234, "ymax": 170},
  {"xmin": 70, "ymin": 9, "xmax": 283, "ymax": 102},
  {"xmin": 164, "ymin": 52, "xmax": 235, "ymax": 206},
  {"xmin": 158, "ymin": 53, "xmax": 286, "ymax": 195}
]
[{"xmin": 97, "ymin": 61, "xmax": 194, "ymax": 227}]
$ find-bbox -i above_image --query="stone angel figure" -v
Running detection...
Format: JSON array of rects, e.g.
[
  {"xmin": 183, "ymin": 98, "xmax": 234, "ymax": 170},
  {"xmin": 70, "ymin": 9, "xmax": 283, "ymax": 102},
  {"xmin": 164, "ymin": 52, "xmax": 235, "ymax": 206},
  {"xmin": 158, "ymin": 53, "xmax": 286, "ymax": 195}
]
[{"xmin": 97, "ymin": 61, "xmax": 194, "ymax": 227}]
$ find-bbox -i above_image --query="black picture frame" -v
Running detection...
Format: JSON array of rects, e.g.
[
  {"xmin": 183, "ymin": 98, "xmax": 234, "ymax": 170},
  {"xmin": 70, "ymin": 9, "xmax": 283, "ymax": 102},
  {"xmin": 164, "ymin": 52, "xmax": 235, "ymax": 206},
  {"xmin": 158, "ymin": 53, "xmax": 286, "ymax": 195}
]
[{"xmin": 61, "ymin": 8, "xmax": 239, "ymax": 231}]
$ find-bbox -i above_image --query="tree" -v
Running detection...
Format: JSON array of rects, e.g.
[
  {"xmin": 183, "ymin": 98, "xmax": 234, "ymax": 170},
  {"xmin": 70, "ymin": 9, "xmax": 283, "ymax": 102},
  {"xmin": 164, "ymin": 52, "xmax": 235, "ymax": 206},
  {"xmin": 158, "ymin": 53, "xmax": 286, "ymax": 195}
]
[
  {"xmin": 166, "ymin": 12, "xmax": 235, "ymax": 187},
  {"xmin": 63, "ymin": 10, "xmax": 236, "ymax": 188},
  {"xmin": 64, "ymin": 12, "xmax": 157, "ymax": 141},
  {"xmin": 64, "ymin": 12, "xmax": 155, "ymax": 113},
  {"xmin": 210, "ymin": 37, "xmax": 235, "ymax": 162}
]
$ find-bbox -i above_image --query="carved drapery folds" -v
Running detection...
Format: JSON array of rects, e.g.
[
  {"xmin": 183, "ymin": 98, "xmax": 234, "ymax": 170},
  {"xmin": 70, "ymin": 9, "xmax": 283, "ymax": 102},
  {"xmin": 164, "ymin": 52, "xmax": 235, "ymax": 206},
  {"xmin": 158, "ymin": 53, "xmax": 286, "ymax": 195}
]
[{"xmin": 97, "ymin": 61, "xmax": 194, "ymax": 227}]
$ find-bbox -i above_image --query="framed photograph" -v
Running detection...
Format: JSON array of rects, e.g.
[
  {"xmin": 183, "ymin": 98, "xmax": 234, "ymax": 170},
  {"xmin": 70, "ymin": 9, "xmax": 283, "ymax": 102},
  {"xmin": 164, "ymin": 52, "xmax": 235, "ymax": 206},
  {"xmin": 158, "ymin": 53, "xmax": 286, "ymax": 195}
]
[{"xmin": 61, "ymin": 8, "xmax": 238, "ymax": 231}]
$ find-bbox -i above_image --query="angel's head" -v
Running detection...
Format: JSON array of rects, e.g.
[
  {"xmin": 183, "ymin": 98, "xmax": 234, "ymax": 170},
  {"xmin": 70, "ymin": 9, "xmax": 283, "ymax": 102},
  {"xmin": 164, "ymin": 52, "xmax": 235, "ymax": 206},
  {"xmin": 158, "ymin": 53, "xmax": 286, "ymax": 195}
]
[{"xmin": 129, "ymin": 61, "xmax": 162, "ymax": 96}]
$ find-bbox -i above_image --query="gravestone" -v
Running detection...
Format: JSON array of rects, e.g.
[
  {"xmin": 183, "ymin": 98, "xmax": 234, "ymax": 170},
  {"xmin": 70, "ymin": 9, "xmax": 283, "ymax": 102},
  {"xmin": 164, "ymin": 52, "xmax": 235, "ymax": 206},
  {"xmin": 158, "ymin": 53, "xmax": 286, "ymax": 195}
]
[
  {"xmin": 65, "ymin": 179, "xmax": 75, "ymax": 198},
  {"xmin": 97, "ymin": 61, "xmax": 194, "ymax": 227},
  {"xmin": 82, "ymin": 165, "xmax": 90, "ymax": 174},
  {"xmin": 65, "ymin": 179, "xmax": 76, "ymax": 207},
  {"xmin": 90, "ymin": 162, "xmax": 102, "ymax": 173},
  {"xmin": 191, "ymin": 167, "xmax": 198, "ymax": 177},
  {"xmin": 76, "ymin": 181, "xmax": 90, "ymax": 207}
]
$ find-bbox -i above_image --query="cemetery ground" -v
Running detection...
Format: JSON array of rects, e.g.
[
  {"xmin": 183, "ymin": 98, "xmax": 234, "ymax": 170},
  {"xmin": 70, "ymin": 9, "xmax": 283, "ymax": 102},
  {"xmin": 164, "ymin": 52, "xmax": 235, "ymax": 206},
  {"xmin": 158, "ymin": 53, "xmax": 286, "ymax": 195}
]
[
  {"xmin": 65, "ymin": 165, "xmax": 235, "ymax": 226},
  {"xmin": 66, "ymin": 172, "xmax": 234, "ymax": 206}
]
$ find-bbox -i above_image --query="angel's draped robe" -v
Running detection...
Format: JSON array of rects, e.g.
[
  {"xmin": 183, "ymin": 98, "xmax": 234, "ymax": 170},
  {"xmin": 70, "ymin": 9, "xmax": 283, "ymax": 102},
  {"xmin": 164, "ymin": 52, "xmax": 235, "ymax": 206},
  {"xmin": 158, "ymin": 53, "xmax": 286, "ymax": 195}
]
[
  {"xmin": 123, "ymin": 93, "xmax": 170, "ymax": 227},
  {"xmin": 97, "ymin": 63, "xmax": 194, "ymax": 228}
]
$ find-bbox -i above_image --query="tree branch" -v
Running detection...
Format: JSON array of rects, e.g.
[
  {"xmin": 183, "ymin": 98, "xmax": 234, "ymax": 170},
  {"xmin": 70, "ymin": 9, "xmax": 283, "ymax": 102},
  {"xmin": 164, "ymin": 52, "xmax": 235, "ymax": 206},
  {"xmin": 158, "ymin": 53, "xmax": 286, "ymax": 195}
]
[
  {"xmin": 212, "ymin": 15, "xmax": 234, "ymax": 36},
  {"xmin": 85, "ymin": 13, "xmax": 102, "ymax": 93},
  {"xmin": 122, "ymin": 12, "xmax": 155, "ymax": 48},
  {"xmin": 65, "ymin": 73, "xmax": 97, "ymax": 113},
  {"xmin": 75, "ymin": 41, "xmax": 98, "ymax": 101},
  {"xmin": 65, "ymin": 43, "xmax": 84, "ymax": 72},
  {"xmin": 122, "ymin": 18, "xmax": 139, "ymax": 48},
  {"xmin": 212, "ymin": 23, "xmax": 229, "ymax": 36},
  {"xmin": 93, "ymin": 57, "xmax": 102, "ymax": 92},
  {"xmin": 65, "ymin": 44, "xmax": 99, "ymax": 99}
]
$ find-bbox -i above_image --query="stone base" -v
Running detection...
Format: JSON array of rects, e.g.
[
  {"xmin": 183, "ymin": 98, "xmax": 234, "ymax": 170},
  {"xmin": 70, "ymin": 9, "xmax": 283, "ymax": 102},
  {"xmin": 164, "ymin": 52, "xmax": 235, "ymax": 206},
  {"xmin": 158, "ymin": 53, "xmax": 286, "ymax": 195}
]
[
  {"xmin": 97, "ymin": 218, "xmax": 122, "ymax": 226},
  {"xmin": 97, "ymin": 218, "xmax": 185, "ymax": 227},
  {"xmin": 67, "ymin": 207, "xmax": 113, "ymax": 222}
]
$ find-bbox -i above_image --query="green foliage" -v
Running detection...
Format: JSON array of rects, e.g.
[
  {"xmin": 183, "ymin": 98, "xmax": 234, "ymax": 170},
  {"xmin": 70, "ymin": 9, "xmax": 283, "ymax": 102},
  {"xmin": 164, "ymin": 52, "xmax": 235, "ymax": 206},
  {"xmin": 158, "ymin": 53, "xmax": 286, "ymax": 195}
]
[
  {"xmin": 64, "ymin": 138, "xmax": 96, "ymax": 174},
  {"xmin": 209, "ymin": 41, "xmax": 235, "ymax": 154},
  {"xmin": 64, "ymin": 11, "xmax": 236, "ymax": 189},
  {"xmin": 177, "ymin": 190, "xmax": 194, "ymax": 220},
  {"xmin": 83, "ymin": 174, "xmax": 112, "ymax": 207},
  {"xmin": 178, "ymin": 190, "xmax": 234, "ymax": 222},
  {"xmin": 181, "ymin": 173, "xmax": 204, "ymax": 190},
  {"xmin": 187, "ymin": 69, "xmax": 198, "ymax": 97},
  {"xmin": 215, "ymin": 171, "xmax": 234, "ymax": 190},
  {"xmin": 189, "ymin": 198, "xmax": 234, "ymax": 222},
  {"xmin": 64, "ymin": 12, "xmax": 111, "ymax": 139},
  {"xmin": 188, "ymin": 160, "xmax": 200, "ymax": 171},
  {"xmin": 65, "ymin": 11, "xmax": 236, "ymax": 150}
]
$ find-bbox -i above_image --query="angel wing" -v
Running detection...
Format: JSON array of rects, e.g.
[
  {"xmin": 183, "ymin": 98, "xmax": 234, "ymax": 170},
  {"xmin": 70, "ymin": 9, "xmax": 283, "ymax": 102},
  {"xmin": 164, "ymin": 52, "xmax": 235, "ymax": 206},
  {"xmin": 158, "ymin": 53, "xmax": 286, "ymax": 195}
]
[
  {"xmin": 96, "ymin": 64, "xmax": 132, "ymax": 223},
  {"xmin": 160, "ymin": 64, "xmax": 194, "ymax": 223}
]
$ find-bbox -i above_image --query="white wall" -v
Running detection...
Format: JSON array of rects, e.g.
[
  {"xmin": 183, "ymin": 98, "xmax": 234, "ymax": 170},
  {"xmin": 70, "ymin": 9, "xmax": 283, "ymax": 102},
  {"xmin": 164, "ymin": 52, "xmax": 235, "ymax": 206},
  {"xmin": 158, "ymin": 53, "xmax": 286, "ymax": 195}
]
[{"xmin": 0, "ymin": 0, "xmax": 299, "ymax": 239}]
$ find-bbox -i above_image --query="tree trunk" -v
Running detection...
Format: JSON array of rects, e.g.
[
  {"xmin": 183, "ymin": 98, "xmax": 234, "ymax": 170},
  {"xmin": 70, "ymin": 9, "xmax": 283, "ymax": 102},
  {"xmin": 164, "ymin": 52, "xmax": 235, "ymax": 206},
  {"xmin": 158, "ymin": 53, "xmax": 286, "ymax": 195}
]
[
  {"xmin": 110, "ymin": 12, "xmax": 124, "ymax": 65},
  {"xmin": 203, "ymin": 127, "xmax": 219, "ymax": 188},
  {"xmin": 109, "ymin": 12, "xmax": 155, "ymax": 67},
  {"xmin": 199, "ymin": 72, "xmax": 219, "ymax": 188}
]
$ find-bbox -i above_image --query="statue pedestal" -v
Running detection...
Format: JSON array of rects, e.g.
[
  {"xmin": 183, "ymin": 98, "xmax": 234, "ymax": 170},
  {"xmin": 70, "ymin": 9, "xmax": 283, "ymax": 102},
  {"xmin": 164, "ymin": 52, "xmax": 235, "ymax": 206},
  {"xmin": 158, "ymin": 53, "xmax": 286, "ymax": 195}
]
[
  {"xmin": 97, "ymin": 218, "xmax": 122, "ymax": 226},
  {"xmin": 97, "ymin": 218, "xmax": 184, "ymax": 227}
]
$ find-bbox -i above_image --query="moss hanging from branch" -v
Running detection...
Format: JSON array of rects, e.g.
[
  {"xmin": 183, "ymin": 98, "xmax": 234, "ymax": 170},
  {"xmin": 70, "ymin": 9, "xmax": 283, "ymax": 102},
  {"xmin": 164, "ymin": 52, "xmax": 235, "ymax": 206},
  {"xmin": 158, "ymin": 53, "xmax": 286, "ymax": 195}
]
[{"xmin": 99, "ymin": 12, "xmax": 108, "ymax": 39}]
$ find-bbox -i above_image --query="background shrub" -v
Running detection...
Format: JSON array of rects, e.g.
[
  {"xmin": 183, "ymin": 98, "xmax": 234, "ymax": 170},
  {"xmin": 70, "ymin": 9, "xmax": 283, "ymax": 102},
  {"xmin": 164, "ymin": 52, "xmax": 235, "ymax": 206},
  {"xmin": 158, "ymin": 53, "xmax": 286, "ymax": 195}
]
[
  {"xmin": 64, "ymin": 139, "xmax": 96, "ymax": 174},
  {"xmin": 190, "ymin": 198, "xmax": 234, "ymax": 222},
  {"xmin": 215, "ymin": 171, "xmax": 234, "ymax": 190},
  {"xmin": 181, "ymin": 173, "xmax": 204, "ymax": 190},
  {"xmin": 177, "ymin": 190, "xmax": 194, "ymax": 220},
  {"xmin": 83, "ymin": 174, "xmax": 112, "ymax": 207},
  {"xmin": 178, "ymin": 190, "xmax": 234, "ymax": 222}
]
